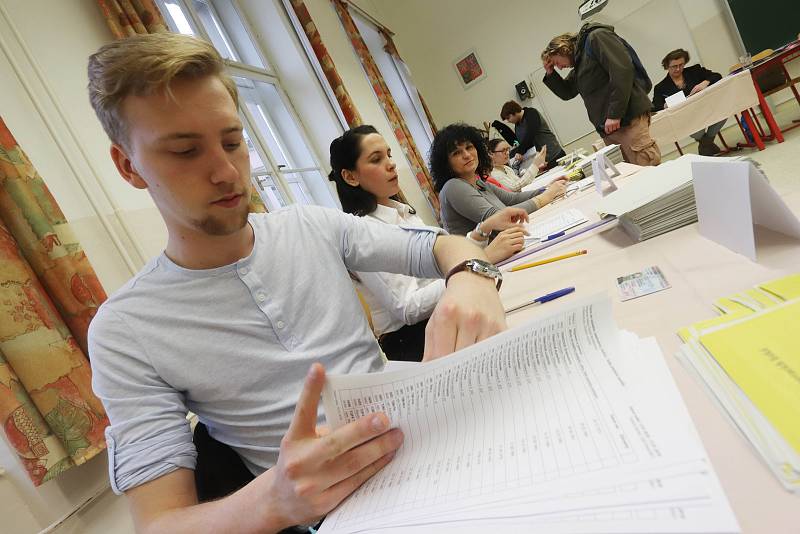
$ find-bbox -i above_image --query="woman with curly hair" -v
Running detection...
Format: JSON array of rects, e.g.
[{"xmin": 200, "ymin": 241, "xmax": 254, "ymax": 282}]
[
  {"xmin": 430, "ymin": 123, "xmax": 566, "ymax": 238},
  {"xmin": 329, "ymin": 124, "xmax": 529, "ymax": 361}
]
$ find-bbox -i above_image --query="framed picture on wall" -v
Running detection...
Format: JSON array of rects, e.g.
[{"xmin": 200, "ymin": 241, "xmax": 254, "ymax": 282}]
[{"xmin": 453, "ymin": 49, "xmax": 486, "ymax": 88}]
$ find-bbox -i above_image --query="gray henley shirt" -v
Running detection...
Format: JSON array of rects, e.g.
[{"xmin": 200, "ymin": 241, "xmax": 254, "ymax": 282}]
[{"xmin": 89, "ymin": 205, "xmax": 442, "ymax": 494}]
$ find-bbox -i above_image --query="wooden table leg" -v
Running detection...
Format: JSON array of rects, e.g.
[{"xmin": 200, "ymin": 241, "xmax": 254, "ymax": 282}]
[{"xmin": 753, "ymin": 77, "xmax": 784, "ymax": 142}]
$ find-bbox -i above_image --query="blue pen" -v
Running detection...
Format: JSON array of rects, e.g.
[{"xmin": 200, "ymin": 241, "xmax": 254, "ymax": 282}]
[
  {"xmin": 505, "ymin": 287, "xmax": 576, "ymax": 314},
  {"xmin": 541, "ymin": 231, "xmax": 566, "ymax": 242}
]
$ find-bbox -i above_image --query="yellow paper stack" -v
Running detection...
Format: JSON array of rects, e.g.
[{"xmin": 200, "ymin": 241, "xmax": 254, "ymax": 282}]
[{"xmin": 677, "ymin": 273, "xmax": 800, "ymax": 493}]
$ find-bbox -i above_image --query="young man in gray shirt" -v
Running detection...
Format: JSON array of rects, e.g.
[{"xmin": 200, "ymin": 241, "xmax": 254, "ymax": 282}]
[{"xmin": 87, "ymin": 33, "xmax": 506, "ymax": 533}]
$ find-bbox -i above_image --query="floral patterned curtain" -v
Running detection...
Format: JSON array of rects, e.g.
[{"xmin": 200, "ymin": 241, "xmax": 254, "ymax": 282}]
[
  {"xmin": 96, "ymin": 0, "xmax": 267, "ymax": 213},
  {"xmin": 96, "ymin": 0, "xmax": 168, "ymax": 39},
  {"xmin": 331, "ymin": 0, "xmax": 440, "ymax": 219},
  {"xmin": 0, "ymin": 118, "xmax": 110, "ymax": 486},
  {"xmin": 287, "ymin": 0, "xmax": 364, "ymax": 127}
]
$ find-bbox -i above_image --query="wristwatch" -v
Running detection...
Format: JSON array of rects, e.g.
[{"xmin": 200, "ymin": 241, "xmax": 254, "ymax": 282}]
[{"xmin": 445, "ymin": 259, "xmax": 503, "ymax": 290}]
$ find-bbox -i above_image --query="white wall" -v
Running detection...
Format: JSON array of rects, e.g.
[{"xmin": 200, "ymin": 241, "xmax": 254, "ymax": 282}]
[{"xmin": 367, "ymin": 0, "xmax": 744, "ymax": 152}]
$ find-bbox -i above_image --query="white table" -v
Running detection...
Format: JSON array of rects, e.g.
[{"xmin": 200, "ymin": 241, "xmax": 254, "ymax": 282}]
[
  {"xmin": 500, "ymin": 167, "xmax": 800, "ymax": 533},
  {"xmin": 649, "ymin": 71, "xmax": 759, "ymax": 151}
]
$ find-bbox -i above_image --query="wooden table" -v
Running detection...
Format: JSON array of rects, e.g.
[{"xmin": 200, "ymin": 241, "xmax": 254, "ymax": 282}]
[
  {"xmin": 649, "ymin": 70, "xmax": 764, "ymax": 151},
  {"xmin": 745, "ymin": 40, "xmax": 800, "ymax": 142},
  {"xmin": 500, "ymin": 164, "xmax": 800, "ymax": 533}
]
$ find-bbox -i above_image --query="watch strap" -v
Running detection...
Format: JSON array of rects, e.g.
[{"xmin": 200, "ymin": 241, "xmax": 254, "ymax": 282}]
[{"xmin": 445, "ymin": 259, "xmax": 502, "ymax": 290}]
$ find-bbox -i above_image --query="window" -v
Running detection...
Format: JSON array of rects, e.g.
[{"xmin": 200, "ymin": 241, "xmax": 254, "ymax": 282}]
[
  {"xmin": 158, "ymin": 0, "xmax": 336, "ymax": 210},
  {"xmin": 350, "ymin": 11, "xmax": 435, "ymax": 161}
]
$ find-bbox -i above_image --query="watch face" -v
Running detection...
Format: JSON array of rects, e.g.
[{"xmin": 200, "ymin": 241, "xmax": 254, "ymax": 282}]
[{"xmin": 467, "ymin": 259, "xmax": 501, "ymax": 278}]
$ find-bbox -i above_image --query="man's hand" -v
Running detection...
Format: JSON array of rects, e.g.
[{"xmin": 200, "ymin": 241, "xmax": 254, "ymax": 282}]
[
  {"xmin": 264, "ymin": 364, "xmax": 402, "ymax": 528},
  {"xmin": 533, "ymin": 145, "xmax": 547, "ymax": 171},
  {"xmin": 543, "ymin": 57, "xmax": 555, "ymax": 75},
  {"xmin": 604, "ymin": 118, "xmax": 621, "ymax": 135},
  {"xmin": 424, "ymin": 271, "xmax": 506, "ymax": 361},
  {"xmin": 485, "ymin": 227, "xmax": 526, "ymax": 263},
  {"xmin": 689, "ymin": 80, "xmax": 710, "ymax": 96},
  {"xmin": 481, "ymin": 207, "xmax": 529, "ymax": 234}
]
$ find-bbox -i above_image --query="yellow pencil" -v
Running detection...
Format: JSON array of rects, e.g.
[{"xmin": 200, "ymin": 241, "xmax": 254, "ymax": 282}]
[{"xmin": 510, "ymin": 249, "xmax": 587, "ymax": 272}]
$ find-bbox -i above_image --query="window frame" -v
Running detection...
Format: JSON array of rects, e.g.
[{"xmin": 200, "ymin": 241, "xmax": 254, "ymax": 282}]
[{"xmin": 156, "ymin": 0, "xmax": 337, "ymax": 209}]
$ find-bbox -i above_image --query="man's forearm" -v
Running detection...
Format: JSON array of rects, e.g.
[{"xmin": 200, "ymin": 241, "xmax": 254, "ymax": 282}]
[
  {"xmin": 133, "ymin": 471, "xmax": 288, "ymax": 534},
  {"xmin": 432, "ymin": 235, "xmax": 492, "ymax": 276}
]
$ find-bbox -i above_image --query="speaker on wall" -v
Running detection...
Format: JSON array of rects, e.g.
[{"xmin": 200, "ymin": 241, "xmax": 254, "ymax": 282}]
[{"xmin": 515, "ymin": 80, "xmax": 532, "ymax": 100}]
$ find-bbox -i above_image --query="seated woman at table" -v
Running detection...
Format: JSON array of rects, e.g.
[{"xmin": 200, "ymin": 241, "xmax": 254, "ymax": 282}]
[
  {"xmin": 652, "ymin": 48, "xmax": 726, "ymax": 156},
  {"xmin": 329, "ymin": 124, "xmax": 529, "ymax": 362},
  {"xmin": 488, "ymin": 138, "xmax": 547, "ymax": 192},
  {"xmin": 430, "ymin": 123, "xmax": 566, "ymax": 237}
]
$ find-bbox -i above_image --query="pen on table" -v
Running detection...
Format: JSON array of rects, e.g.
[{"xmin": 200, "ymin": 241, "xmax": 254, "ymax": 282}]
[
  {"xmin": 541, "ymin": 231, "xmax": 565, "ymax": 242},
  {"xmin": 525, "ymin": 230, "xmax": 564, "ymax": 243},
  {"xmin": 510, "ymin": 249, "xmax": 587, "ymax": 272},
  {"xmin": 505, "ymin": 287, "xmax": 576, "ymax": 314},
  {"xmin": 497, "ymin": 216, "xmax": 617, "ymax": 268}
]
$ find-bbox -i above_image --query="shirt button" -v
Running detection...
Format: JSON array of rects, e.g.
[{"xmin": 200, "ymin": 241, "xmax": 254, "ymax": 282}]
[
  {"xmin": 276, "ymin": 320, "xmax": 286, "ymax": 330},
  {"xmin": 257, "ymin": 293, "xmax": 266, "ymax": 302},
  {"xmin": 239, "ymin": 267, "xmax": 249, "ymax": 276}
]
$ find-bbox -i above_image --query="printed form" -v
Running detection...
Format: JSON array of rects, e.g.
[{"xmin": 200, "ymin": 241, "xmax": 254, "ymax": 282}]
[{"xmin": 319, "ymin": 296, "xmax": 738, "ymax": 533}]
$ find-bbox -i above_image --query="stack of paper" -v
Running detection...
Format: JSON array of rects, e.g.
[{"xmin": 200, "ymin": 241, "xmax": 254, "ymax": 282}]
[
  {"xmin": 595, "ymin": 154, "xmax": 742, "ymax": 242},
  {"xmin": 319, "ymin": 295, "xmax": 739, "ymax": 533},
  {"xmin": 677, "ymin": 273, "xmax": 800, "ymax": 493},
  {"xmin": 523, "ymin": 208, "xmax": 588, "ymax": 244}
]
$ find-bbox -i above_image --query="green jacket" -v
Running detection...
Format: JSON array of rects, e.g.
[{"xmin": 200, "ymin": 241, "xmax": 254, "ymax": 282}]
[{"xmin": 543, "ymin": 23, "xmax": 652, "ymax": 134}]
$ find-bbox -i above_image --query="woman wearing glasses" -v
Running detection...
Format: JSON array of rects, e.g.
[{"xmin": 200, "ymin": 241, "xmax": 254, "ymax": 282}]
[
  {"xmin": 652, "ymin": 48, "xmax": 725, "ymax": 156},
  {"xmin": 487, "ymin": 138, "xmax": 547, "ymax": 192},
  {"xmin": 431, "ymin": 123, "xmax": 566, "ymax": 238}
]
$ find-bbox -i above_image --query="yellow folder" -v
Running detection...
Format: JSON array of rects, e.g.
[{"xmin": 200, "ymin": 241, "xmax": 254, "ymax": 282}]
[{"xmin": 699, "ymin": 300, "xmax": 800, "ymax": 455}]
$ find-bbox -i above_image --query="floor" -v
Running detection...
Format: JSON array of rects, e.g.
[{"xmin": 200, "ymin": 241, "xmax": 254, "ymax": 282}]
[{"xmin": 661, "ymin": 98, "xmax": 800, "ymax": 195}]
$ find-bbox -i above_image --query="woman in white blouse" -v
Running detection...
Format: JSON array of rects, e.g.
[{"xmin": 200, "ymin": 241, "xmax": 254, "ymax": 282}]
[
  {"xmin": 488, "ymin": 138, "xmax": 547, "ymax": 192},
  {"xmin": 328, "ymin": 125, "xmax": 528, "ymax": 361}
]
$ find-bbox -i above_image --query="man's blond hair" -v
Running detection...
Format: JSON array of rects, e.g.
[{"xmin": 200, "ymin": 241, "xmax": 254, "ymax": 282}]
[
  {"xmin": 542, "ymin": 33, "xmax": 578, "ymax": 62},
  {"xmin": 87, "ymin": 32, "xmax": 238, "ymax": 149}
]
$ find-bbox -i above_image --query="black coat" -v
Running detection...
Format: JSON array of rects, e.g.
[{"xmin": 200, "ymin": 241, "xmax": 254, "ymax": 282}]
[
  {"xmin": 513, "ymin": 107, "xmax": 562, "ymax": 163},
  {"xmin": 652, "ymin": 64, "xmax": 723, "ymax": 111}
]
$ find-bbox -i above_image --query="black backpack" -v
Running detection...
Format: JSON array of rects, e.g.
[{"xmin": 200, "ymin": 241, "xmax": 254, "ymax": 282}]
[{"xmin": 583, "ymin": 29, "xmax": 652, "ymax": 93}]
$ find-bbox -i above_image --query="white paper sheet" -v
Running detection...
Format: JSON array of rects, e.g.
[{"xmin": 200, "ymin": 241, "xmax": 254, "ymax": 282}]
[
  {"xmin": 318, "ymin": 296, "xmax": 738, "ymax": 534},
  {"xmin": 693, "ymin": 160, "xmax": 800, "ymax": 261},
  {"xmin": 665, "ymin": 91, "xmax": 688, "ymax": 108},
  {"xmin": 524, "ymin": 208, "xmax": 588, "ymax": 243}
]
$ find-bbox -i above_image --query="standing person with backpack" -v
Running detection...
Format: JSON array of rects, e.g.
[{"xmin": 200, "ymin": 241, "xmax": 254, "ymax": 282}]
[{"xmin": 541, "ymin": 23, "xmax": 661, "ymax": 166}]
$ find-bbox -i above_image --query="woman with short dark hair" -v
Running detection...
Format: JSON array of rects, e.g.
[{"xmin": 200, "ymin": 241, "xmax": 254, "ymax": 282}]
[
  {"xmin": 430, "ymin": 123, "xmax": 565, "ymax": 238},
  {"xmin": 652, "ymin": 48, "xmax": 725, "ymax": 156}
]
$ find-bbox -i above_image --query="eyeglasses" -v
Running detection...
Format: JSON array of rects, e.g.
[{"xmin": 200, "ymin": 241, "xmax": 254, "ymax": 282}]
[
  {"xmin": 492, "ymin": 148, "xmax": 511, "ymax": 154},
  {"xmin": 668, "ymin": 63, "xmax": 685, "ymax": 70}
]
